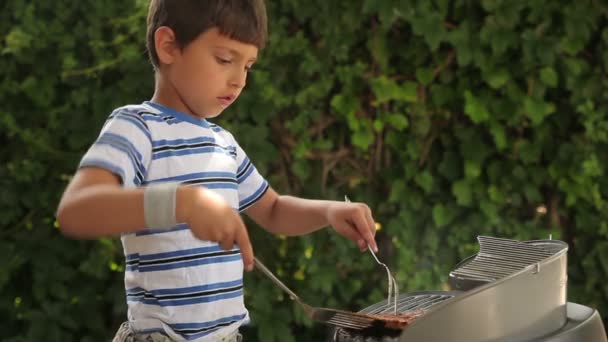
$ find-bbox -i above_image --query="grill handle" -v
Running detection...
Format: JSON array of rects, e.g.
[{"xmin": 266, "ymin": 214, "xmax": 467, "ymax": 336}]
[{"xmin": 254, "ymin": 257, "xmax": 301, "ymax": 302}]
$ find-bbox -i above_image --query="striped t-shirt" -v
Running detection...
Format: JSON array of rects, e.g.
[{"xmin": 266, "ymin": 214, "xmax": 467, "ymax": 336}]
[{"xmin": 79, "ymin": 101, "xmax": 269, "ymax": 341}]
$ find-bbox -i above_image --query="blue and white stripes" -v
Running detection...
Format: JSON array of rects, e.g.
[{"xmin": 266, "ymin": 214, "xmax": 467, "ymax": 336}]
[
  {"xmin": 152, "ymin": 136, "xmax": 237, "ymax": 160},
  {"xmin": 125, "ymin": 245, "xmax": 242, "ymax": 273},
  {"xmin": 126, "ymin": 278, "xmax": 243, "ymax": 307}
]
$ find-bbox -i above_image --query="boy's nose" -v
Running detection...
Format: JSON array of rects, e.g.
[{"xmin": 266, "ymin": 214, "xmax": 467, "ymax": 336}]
[{"xmin": 229, "ymin": 70, "xmax": 247, "ymax": 89}]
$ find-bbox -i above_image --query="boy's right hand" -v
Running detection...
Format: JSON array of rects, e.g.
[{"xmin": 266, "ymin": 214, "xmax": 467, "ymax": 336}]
[{"xmin": 176, "ymin": 186, "xmax": 254, "ymax": 271}]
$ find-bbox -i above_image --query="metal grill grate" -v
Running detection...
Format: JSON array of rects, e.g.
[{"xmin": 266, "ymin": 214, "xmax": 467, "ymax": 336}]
[
  {"xmin": 325, "ymin": 312, "xmax": 377, "ymax": 331},
  {"xmin": 362, "ymin": 293, "xmax": 454, "ymax": 315},
  {"xmin": 334, "ymin": 291, "xmax": 457, "ymax": 342},
  {"xmin": 449, "ymin": 236, "xmax": 557, "ymax": 283}
]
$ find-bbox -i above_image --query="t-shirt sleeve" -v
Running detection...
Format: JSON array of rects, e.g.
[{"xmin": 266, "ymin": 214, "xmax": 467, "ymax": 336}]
[
  {"xmin": 234, "ymin": 141, "xmax": 269, "ymax": 212},
  {"xmin": 79, "ymin": 109, "xmax": 152, "ymax": 188}
]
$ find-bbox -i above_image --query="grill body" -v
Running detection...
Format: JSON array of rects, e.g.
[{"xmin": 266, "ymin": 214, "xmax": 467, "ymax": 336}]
[
  {"xmin": 332, "ymin": 236, "xmax": 607, "ymax": 342},
  {"xmin": 399, "ymin": 242, "xmax": 568, "ymax": 341}
]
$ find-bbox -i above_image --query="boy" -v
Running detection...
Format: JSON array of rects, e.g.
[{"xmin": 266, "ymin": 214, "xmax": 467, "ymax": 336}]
[{"xmin": 56, "ymin": 0, "xmax": 378, "ymax": 341}]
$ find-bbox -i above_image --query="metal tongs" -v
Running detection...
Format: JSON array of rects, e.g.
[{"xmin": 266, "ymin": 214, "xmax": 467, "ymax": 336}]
[{"xmin": 345, "ymin": 195, "xmax": 399, "ymax": 314}]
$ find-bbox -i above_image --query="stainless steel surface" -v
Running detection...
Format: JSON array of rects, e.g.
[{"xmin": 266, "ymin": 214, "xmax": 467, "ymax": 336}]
[
  {"xmin": 539, "ymin": 302, "xmax": 607, "ymax": 342},
  {"xmin": 398, "ymin": 238, "xmax": 569, "ymax": 342},
  {"xmin": 344, "ymin": 195, "xmax": 398, "ymax": 314}
]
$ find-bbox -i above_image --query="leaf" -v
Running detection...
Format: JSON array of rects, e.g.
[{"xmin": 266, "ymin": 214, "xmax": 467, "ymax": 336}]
[
  {"xmin": 488, "ymin": 185, "xmax": 505, "ymax": 203},
  {"xmin": 373, "ymin": 119, "xmax": 384, "ymax": 132},
  {"xmin": 416, "ymin": 67, "xmax": 434, "ymax": 86},
  {"xmin": 517, "ymin": 139, "xmax": 541, "ymax": 164},
  {"xmin": 540, "ymin": 67, "xmax": 558, "ymax": 87},
  {"xmin": 480, "ymin": 201, "xmax": 499, "ymax": 223},
  {"xmin": 386, "ymin": 113, "xmax": 409, "ymax": 130},
  {"xmin": 429, "ymin": 84, "xmax": 456, "ymax": 107},
  {"xmin": 523, "ymin": 97, "xmax": 556, "ymax": 125},
  {"xmin": 3, "ymin": 27, "xmax": 33, "ymax": 55},
  {"xmin": 563, "ymin": 58, "xmax": 585, "ymax": 76},
  {"xmin": 485, "ymin": 68, "xmax": 510, "ymax": 88},
  {"xmin": 438, "ymin": 150, "xmax": 462, "ymax": 180},
  {"xmin": 524, "ymin": 186, "xmax": 542, "ymax": 202},
  {"xmin": 258, "ymin": 323, "xmax": 276, "ymax": 342},
  {"xmin": 330, "ymin": 93, "xmax": 359, "ymax": 117},
  {"xmin": 352, "ymin": 128, "xmax": 375, "ymax": 150},
  {"xmin": 275, "ymin": 323, "xmax": 296, "ymax": 342},
  {"xmin": 371, "ymin": 76, "xmax": 418, "ymax": 104},
  {"xmin": 432, "ymin": 204, "xmax": 455, "ymax": 227},
  {"xmin": 415, "ymin": 171, "xmax": 434, "ymax": 193},
  {"xmin": 464, "ymin": 91, "xmax": 490, "ymax": 123},
  {"xmin": 410, "ymin": 11, "xmax": 446, "ymax": 51},
  {"xmin": 389, "ymin": 180, "xmax": 407, "ymax": 202},
  {"xmin": 560, "ymin": 36, "xmax": 585, "ymax": 55},
  {"xmin": 464, "ymin": 160, "xmax": 481, "ymax": 179},
  {"xmin": 490, "ymin": 123, "xmax": 507, "ymax": 150},
  {"xmin": 448, "ymin": 22, "xmax": 475, "ymax": 65},
  {"xmin": 452, "ymin": 180, "xmax": 473, "ymax": 206},
  {"xmin": 368, "ymin": 33, "xmax": 390, "ymax": 71},
  {"xmin": 292, "ymin": 160, "xmax": 311, "ymax": 180}
]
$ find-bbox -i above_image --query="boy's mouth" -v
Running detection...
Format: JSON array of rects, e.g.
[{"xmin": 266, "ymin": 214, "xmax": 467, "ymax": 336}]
[{"xmin": 217, "ymin": 95, "xmax": 234, "ymax": 106}]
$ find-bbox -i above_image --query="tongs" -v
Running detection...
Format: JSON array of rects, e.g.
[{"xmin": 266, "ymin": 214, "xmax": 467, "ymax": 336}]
[
  {"xmin": 344, "ymin": 195, "xmax": 399, "ymax": 314},
  {"xmin": 254, "ymin": 257, "xmax": 403, "ymax": 332}
]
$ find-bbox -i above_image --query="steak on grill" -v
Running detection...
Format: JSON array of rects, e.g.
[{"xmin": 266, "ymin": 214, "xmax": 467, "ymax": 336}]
[{"xmin": 364, "ymin": 311, "xmax": 423, "ymax": 330}]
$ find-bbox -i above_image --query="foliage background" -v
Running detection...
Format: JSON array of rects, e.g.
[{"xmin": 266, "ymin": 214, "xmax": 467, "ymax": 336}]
[{"xmin": 1, "ymin": 0, "xmax": 607, "ymax": 341}]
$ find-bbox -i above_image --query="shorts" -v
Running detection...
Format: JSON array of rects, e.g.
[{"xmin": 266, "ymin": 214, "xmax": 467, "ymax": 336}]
[{"xmin": 112, "ymin": 322, "xmax": 242, "ymax": 342}]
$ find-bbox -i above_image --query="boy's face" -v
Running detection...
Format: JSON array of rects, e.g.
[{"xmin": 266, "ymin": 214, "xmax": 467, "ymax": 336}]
[{"xmin": 158, "ymin": 27, "xmax": 258, "ymax": 118}]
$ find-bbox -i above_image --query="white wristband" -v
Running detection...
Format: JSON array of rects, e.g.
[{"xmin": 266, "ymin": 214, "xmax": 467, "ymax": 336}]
[{"xmin": 143, "ymin": 182, "xmax": 179, "ymax": 229}]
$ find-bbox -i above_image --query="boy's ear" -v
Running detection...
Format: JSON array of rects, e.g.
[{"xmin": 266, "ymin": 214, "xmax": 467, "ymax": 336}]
[{"xmin": 155, "ymin": 26, "xmax": 179, "ymax": 65}]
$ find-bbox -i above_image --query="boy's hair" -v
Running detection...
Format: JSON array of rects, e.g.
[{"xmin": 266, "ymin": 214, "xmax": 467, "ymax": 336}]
[{"xmin": 146, "ymin": 0, "xmax": 268, "ymax": 68}]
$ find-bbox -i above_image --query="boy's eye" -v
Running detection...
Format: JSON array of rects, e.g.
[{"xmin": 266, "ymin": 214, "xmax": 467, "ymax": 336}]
[
  {"xmin": 215, "ymin": 57, "xmax": 231, "ymax": 65},
  {"xmin": 245, "ymin": 65, "xmax": 254, "ymax": 72}
]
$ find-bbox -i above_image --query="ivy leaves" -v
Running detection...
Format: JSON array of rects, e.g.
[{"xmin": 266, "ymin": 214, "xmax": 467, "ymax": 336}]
[{"xmin": 2, "ymin": 1, "xmax": 608, "ymax": 341}]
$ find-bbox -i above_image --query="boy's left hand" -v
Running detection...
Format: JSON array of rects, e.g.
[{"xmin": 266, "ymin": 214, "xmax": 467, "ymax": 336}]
[{"xmin": 326, "ymin": 201, "xmax": 378, "ymax": 252}]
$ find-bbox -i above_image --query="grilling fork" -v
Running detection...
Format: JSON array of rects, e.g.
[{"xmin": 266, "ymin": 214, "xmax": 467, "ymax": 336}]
[
  {"xmin": 344, "ymin": 195, "xmax": 399, "ymax": 314},
  {"xmin": 253, "ymin": 257, "xmax": 396, "ymax": 331}
]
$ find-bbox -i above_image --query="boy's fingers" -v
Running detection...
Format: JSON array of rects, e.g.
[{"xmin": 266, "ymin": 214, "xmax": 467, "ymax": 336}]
[
  {"xmin": 219, "ymin": 238, "xmax": 233, "ymax": 251},
  {"xmin": 352, "ymin": 210, "xmax": 378, "ymax": 252},
  {"xmin": 334, "ymin": 221, "xmax": 361, "ymax": 244},
  {"xmin": 235, "ymin": 225, "xmax": 254, "ymax": 271},
  {"xmin": 365, "ymin": 210, "xmax": 377, "ymax": 237}
]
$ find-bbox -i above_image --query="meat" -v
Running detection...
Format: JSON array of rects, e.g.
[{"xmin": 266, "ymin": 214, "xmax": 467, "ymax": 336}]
[{"xmin": 365, "ymin": 311, "xmax": 423, "ymax": 330}]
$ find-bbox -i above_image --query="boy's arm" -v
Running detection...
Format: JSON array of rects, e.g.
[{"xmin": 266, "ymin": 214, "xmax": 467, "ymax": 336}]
[
  {"xmin": 244, "ymin": 188, "xmax": 378, "ymax": 252},
  {"xmin": 56, "ymin": 167, "xmax": 255, "ymax": 269},
  {"xmin": 57, "ymin": 167, "xmax": 182, "ymax": 236}
]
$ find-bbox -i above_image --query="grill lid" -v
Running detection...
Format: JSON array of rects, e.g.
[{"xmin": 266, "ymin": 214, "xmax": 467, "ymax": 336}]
[{"xmin": 449, "ymin": 236, "xmax": 557, "ymax": 283}]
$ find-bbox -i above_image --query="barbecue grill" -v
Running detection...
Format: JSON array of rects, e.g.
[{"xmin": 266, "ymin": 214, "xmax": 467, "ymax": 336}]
[{"xmin": 332, "ymin": 236, "xmax": 607, "ymax": 342}]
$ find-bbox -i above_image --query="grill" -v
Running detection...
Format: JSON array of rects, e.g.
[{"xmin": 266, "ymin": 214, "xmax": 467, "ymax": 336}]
[
  {"xmin": 332, "ymin": 236, "xmax": 608, "ymax": 342},
  {"xmin": 334, "ymin": 291, "xmax": 458, "ymax": 342}
]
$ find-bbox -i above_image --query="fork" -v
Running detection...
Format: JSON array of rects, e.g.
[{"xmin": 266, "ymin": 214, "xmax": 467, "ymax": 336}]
[{"xmin": 344, "ymin": 195, "xmax": 399, "ymax": 314}]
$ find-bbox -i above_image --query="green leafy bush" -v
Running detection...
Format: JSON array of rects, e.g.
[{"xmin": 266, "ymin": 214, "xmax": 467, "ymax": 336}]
[{"xmin": 1, "ymin": 1, "xmax": 607, "ymax": 341}]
